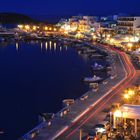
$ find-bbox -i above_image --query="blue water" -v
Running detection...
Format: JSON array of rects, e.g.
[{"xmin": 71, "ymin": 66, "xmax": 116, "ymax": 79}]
[{"xmin": 0, "ymin": 41, "xmax": 107, "ymax": 140}]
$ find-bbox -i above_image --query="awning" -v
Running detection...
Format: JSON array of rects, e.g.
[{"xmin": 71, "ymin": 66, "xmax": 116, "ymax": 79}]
[{"xmin": 120, "ymin": 104, "xmax": 140, "ymax": 119}]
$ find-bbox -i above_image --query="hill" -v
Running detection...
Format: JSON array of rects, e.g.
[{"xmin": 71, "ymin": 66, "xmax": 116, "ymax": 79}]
[{"xmin": 0, "ymin": 13, "xmax": 37, "ymax": 24}]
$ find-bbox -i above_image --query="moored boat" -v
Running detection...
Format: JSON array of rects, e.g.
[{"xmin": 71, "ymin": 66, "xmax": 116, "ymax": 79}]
[
  {"xmin": 63, "ymin": 99, "xmax": 75, "ymax": 106},
  {"xmin": 84, "ymin": 75, "xmax": 103, "ymax": 83},
  {"xmin": 91, "ymin": 62, "xmax": 106, "ymax": 71}
]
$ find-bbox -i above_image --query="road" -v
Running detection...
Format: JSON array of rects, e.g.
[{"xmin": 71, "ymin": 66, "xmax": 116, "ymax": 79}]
[{"xmin": 56, "ymin": 45, "xmax": 136, "ymax": 140}]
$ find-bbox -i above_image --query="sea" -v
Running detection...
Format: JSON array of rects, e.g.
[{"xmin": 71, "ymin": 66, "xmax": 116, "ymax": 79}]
[{"xmin": 0, "ymin": 40, "xmax": 108, "ymax": 140}]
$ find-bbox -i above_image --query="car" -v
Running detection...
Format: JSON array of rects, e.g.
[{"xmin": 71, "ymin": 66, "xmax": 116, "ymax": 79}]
[
  {"xmin": 92, "ymin": 121, "xmax": 110, "ymax": 134},
  {"xmin": 86, "ymin": 131, "xmax": 98, "ymax": 140}
]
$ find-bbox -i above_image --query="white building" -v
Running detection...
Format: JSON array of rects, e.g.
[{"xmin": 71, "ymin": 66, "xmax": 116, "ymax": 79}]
[
  {"xmin": 113, "ymin": 104, "xmax": 140, "ymax": 136},
  {"xmin": 59, "ymin": 16, "xmax": 100, "ymax": 34},
  {"xmin": 117, "ymin": 17, "xmax": 140, "ymax": 34}
]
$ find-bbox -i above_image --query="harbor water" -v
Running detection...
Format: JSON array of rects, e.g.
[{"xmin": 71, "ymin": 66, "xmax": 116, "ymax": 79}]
[{"xmin": 0, "ymin": 40, "xmax": 108, "ymax": 140}]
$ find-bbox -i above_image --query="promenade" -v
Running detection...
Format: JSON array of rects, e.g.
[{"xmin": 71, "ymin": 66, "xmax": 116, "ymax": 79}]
[{"xmin": 20, "ymin": 42, "xmax": 133, "ymax": 140}]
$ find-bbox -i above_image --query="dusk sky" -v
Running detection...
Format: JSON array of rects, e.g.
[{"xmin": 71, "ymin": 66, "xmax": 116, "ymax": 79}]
[{"xmin": 0, "ymin": 0, "xmax": 140, "ymax": 16}]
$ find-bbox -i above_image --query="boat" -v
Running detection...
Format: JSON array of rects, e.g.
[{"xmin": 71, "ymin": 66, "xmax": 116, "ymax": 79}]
[
  {"xmin": 89, "ymin": 83, "xmax": 99, "ymax": 91},
  {"xmin": 91, "ymin": 62, "xmax": 106, "ymax": 71},
  {"xmin": 38, "ymin": 113, "xmax": 54, "ymax": 122},
  {"xmin": 89, "ymin": 53, "xmax": 104, "ymax": 58},
  {"xmin": 63, "ymin": 99, "xmax": 75, "ymax": 106},
  {"xmin": 83, "ymin": 48, "xmax": 96, "ymax": 54},
  {"xmin": 84, "ymin": 75, "xmax": 103, "ymax": 83}
]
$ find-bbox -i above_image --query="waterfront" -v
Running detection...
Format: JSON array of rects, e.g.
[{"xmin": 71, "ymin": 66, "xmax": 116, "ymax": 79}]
[{"xmin": 0, "ymin": 40, "xmax": 107, "ymax": 140}]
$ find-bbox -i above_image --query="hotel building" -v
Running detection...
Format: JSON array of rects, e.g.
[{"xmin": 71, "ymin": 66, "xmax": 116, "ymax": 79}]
[{"xmin": 117, "ymin": 17, "xmax": 140, "ymax": 34}]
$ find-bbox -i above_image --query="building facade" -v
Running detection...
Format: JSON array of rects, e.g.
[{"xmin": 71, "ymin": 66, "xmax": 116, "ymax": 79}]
[{"xmin": 117, "ymin": 17, "xmax": 140, "ymax": 34}]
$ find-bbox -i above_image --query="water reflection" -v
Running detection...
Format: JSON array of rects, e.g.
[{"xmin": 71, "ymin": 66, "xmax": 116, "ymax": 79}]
[
  {"xmin": 40, "ymin": 42, "xmax": 43, "ymax": 50},
  {"xmin": 60, "ymin": 46, "xmax": 62, "ymax": 51},
  {"xmin": 65, "ymin": 46, "xmax": 68, "ymax": 51},
  {"xmin": 45, "ymin": 42, "xmax": 48, "ymax": 50},
  {"xmin": 49, "ymin": 41, "xmax": 52, "ymax": 50},
  {"xmin": 16, "ymin": 42, "xmax": 19, "ymax": 51},
  {"xmin": 2, "ymin": 41, "xmax": 70, "ymax": 52},
  {"xmin": 54, "ymin": 42, "xmax": 56, "ymax": 51}
]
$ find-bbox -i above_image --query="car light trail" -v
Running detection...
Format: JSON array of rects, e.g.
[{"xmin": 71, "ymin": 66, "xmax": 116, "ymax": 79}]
[{"xmin": 58, "ymin": 45, "xmax": 136, "ymax": 139}]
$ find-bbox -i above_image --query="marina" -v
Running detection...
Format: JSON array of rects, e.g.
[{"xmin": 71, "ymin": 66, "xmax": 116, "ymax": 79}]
[
  {"xmin": 1, "ymin": 1, "xmax": 140, "ymax": 139},
  {"xmin": 0, "ymin": 39, "xmax": 108, "ymax": 140},
  {"xmin": 19, "ymin": 41, "xmax": 127, "ymax": 140}
]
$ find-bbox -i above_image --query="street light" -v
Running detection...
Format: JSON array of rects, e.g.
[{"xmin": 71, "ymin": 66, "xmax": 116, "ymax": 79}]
[
  {"xmin": 125, "ymin": 36, "xmax": 130, "ymax": 42},
  {"xmin": 128, "ymin": 89, "xmax": 135, "ymax": 96},
  {"xmin": 124, "ymin": 94, "xmax": 130, "ymax": 100},
  {"xmin": 107, "ymin": 34, "xmax": 111, "ymax": 38},
  {"xmin": 114, "ymin": 110, "xmax": 122, "ymax": 118},
  {"xmin": 45, "ymin": 27, "xmax": 48, "ymax": 30},
  {"xmin": 33, "ymin": 26, "xmax": 37, "ymax": 30},
  {"xmin": 54, "ymin": 28, "xmax": 57, "ymax": 31},
  {"xmin": 127, "ymin": 43, "xmax": 132, "ymax": 47},
  {"xmin": 25, "ymin": 25, "xmax": 30, "ymax": 30},
  {"xmin": 18, "ymin": 25, "xmax": 23, "ymax": 29},
  {"xmin": 110, "ymin": 38, "xmax": 114, "ymax": 44},
  {"xmin": 93, "ymin": 35, "xmax": 97, "ymax": 39}
]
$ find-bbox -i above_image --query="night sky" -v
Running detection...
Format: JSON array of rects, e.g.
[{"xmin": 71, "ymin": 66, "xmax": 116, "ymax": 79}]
[{"xmin": 0, "ymin": 0, "xmax": 140, "ymax": 16}]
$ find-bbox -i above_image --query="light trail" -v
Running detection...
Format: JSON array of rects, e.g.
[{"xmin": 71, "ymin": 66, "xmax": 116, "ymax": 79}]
[{"xmin": 56, "ymin": 45, "xmax": 136, "ymax": 140}]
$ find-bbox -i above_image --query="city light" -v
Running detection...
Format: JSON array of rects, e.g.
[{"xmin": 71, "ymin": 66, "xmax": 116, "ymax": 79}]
[
  {"xmin": 18, "ymin": 25, "xmax": 23, "ymax": 29},
  {"xmin": 64, "ymin": 31, "xmax": 68, "ymax": 35},
  {"xmin": 125, "ymin": 37, "xmax": 130, "ymax": 42},
  {"xmin": 130, "ymin": 36, "xmax": 139, "ymax": 42},
  {"xmin": 110, "ymin": 38, "xmax": 114, "ymax": 43},
  {"xmin": 107, "ymin": 34, "xmax": 111, "ymax": 38},
  {"xmin": 33, "ymin": 26, "xmax": 37, "ymax": 30},
  {"xmin": 124, "ymin": 94, "xmax": 130, "ymax": 99},
  {"xmin": 128, "ymin": 89, "xmax": 135, "ymax": 96},
  {"xmin": 93, "ymin": 35, "xmax": 97, "ymax": 39},
  {"xmin": 127, "ymin": 43, "xmax": 132, "ymax": 48},
  {"xmin": 25, "ymin": 25, "xmax": 30, "ymax": 30},
  {"xmin": 76, "ymin": 32, "xmax": 83, "ymax": 38},
  {"xmin": 114, "ymin": 110, "xmax": 122, "ymax": 117},
  {"xmin": 44, "ymin": 27, "xmax": 48, "ymax": 30}
]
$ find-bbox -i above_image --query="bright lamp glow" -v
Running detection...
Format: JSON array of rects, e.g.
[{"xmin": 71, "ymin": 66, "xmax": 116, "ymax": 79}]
[
  {"xmin": 110, "ymin": 38, "xmax": 114, "ymax": 43},
  {"xmin": 125, "ymin": 37, "xmax": 129, "ymax": 42},
  {"xmin": 124, "ymin": 94, "xmax": 130, "ymax": 99},
  {"xmin": 18, "ymin": 25, "xmax": 23, "ymax": 29},
  {"xmin": 33, "ymin": 26, "xmax": 37, "ymax": 30},
  {"xmin": 114, "ymin": 110, "xmax": 122, "ymax": 117},
  {"xmin": 127, "ymin": 43, "xmax": 132, "ymax": 48},
  {"xmin": 128, "ymin": 90, "xmax": 135, "ymax": 96},
  {"xmin": 45, "ymin": 27, "xmax": 48, "ymax": 30},
  {"xmin": 25, "ymin": 25, "xmax": 30, "ymax": 30}
]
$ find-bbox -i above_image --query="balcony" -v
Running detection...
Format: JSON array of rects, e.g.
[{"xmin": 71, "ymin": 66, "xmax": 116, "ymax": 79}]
[
  {"xmin": 117, "ymin": 17, "xmax": 135, "ymax": 21},
  {"xmin": 118, "ymin": 23, "xmax": 133, "ymax": 27}
]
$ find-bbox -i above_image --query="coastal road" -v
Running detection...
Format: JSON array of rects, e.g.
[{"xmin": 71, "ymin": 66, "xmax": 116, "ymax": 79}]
[{"xmin": 56, "ymin": 45, "xmax": 136, "ymax": 140}]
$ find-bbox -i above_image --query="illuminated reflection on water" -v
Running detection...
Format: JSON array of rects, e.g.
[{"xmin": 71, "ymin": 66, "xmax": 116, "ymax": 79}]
[{"xmin": 0, "ymin": 40, "xmax": 107, "ymax": 140}]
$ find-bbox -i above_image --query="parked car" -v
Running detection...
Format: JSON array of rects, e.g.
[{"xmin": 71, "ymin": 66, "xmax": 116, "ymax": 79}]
[
  {"xmin": 92, "ymin": 121, "xmax": 110, "ymax": 134},
  {"xmin": 86, "ymin": 131, "xmax": 97, "ymax": 140}
]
